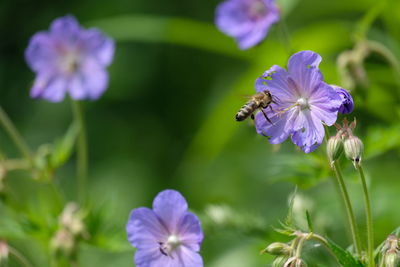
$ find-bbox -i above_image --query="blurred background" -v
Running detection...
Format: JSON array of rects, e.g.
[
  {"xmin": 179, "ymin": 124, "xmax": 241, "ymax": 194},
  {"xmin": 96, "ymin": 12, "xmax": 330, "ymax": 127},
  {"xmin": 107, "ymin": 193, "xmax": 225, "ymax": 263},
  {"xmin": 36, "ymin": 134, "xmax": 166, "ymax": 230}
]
[{"xmin": 1, "ymin": 0, "xmax": 400, "ymax": 266}]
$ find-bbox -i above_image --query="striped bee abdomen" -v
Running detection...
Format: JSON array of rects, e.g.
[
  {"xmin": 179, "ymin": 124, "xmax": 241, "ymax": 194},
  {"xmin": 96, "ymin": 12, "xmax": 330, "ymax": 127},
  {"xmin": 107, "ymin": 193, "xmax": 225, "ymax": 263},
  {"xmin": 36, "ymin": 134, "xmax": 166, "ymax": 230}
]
[{"xmin": 235, "ymin": 101, "xmax": 258, "ymax": 121}]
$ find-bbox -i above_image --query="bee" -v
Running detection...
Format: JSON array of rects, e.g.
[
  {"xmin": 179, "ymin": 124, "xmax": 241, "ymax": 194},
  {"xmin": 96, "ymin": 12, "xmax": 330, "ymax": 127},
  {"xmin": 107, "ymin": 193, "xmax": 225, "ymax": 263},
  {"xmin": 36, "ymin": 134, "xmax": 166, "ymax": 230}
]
[{"xmin": 235, "ymin": 90, "xmax": 274, "ymax": 123}]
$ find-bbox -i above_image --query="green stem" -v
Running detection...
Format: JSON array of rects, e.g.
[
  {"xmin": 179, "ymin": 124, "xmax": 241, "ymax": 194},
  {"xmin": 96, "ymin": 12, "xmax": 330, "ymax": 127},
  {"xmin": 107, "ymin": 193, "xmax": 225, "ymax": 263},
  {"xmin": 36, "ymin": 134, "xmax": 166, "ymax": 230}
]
[
  {"xmin": 358, "ymin": 164, "xmax": 375, "ymax": 267},
  {"xmin": 332, "ymin": 161, "xmax": 362, "ymax": 256},
  {"xmin": 0, "ymin": 106, "xmax": 33, "ymax": 166},
  {"xmin": 71, "ymin": 100, "xmax": 88, "ymax": 204},
  {"xmin": 8, "ymin": 246, "xmax": 34, "ymax": 267}
]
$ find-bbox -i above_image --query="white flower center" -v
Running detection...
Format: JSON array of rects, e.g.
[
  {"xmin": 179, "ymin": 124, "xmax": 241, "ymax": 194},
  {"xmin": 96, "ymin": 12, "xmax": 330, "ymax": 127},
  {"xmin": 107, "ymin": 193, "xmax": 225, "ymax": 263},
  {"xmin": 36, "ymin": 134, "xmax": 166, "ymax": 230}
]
[
  {"xmin": 59, "ymin": 50, "xmax": 80, "ymax": 75},
  {"xmin": 297, "ymin": 97, "xmax": 310, "ymax": 110},
  {"xmin": 159, "ymin": 234, "xmax": 182, "ymax": 257},
  {"xmin": 167, "ymin": 235, "xmax": 181, "ymax": 249}
]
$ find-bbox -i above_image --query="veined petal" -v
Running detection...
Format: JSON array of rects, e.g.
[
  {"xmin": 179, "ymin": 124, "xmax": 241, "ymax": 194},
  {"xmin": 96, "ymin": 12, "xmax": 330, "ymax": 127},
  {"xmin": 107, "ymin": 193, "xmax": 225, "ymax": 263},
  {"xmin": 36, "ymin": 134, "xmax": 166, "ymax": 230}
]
[
  {"xmin": 176, "ymin": 246, "xmax": 203, "ymax": 267},
  {"xmin": 255, "ymin": 107, "xmax": 296, "ymax": 144},
  {"xmin": 134, "ymin": 248, "xmax": 174, "ymax": 267},
  {"xmin": 291, "ymin": 110, "xmax": 325, "ymax": 153},
  {"xmin": 309, "ymin": 82, "xmax": 342, "ymax": 126},
  {"xmin": 178, "ymin": 212, "xmax": 203, "ymax": 252},
  {"xmin": 288, "ymin": 51, "xmax": 323, "ymax": 97},
  {"xmin": 153, "ymin": 190, "xmax": 188, "ymax": 233},
  {"xmin": 255, "ymin": 65, "xmax": 296, "ymax": 103},
  {"xmin": 127, "ymin": 207, "xmax": 168, "ymax": 249}
]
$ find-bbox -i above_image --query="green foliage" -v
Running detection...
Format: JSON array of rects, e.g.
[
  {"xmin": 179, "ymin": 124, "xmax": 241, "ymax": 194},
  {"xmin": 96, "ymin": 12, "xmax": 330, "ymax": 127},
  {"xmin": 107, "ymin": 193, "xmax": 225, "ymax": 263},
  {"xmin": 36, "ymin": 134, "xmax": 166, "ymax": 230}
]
[{"xmin": 325, "ymin": 238, "xmax": 364, "ymax": 267}]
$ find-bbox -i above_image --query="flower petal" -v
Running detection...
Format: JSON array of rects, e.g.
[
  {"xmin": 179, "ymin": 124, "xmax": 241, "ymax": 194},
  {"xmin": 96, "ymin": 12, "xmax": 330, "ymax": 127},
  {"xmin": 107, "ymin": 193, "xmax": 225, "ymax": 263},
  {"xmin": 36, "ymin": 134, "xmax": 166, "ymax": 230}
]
[
  {"xmin": 255, "ymin": 65, "xmax": 296, "ymax": 103},
  {"xmin": 291, "ymin": 110, "xmax": 325, "ymax": 153},
  {"xmin": 70, "ymin": 59, "xmax": 109, "ymax": 100},
  {"xmin": 153, "ymin": 190, "xmax": 188, "ymax": 233},
  {"xmin": 127, "ymin": 207, "xmax": 168, "ymax": 250},
  {"xmin": 255, "ymin": 107, "xmax": 297, "ymax": 144},
  {"xmin": 215, "ymin": 0, "xmax": 254, "ymax": 37},
  {"xmin": 309, "ymin": 83, "xmax": 342, "ymax": 126},
  {"xmin": 25, "ymin": 32, "xmax": 58, "ymax": 72},
  {"xmin": 30, "ymin": 74, "xmax": 67, "ymax": 102},
  {"xmin": 50, "ymin": 15, "xmax": 81, "ymax": 43},
  {"xmin": 134, "ymin": 248, "xmax": 174, "ymax": 267},
  {"xmin": 178, "ymin": 212, "xmax": 203, "ymax": 252},
  {"xmin": 288, "ymin": 51, "xmax": 323, "ymax": 97},
  {"xmin": 80, "ymin": 28, "xmax": 115, "ymax": 67},
  {"xmin": 176, "ymin": 246, "xmax": 203, "ymax": 267}
]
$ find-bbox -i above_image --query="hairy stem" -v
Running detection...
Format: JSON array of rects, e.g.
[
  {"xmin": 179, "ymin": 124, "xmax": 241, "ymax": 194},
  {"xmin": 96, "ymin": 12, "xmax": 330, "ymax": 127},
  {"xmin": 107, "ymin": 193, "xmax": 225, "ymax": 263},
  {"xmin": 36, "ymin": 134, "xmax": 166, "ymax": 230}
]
[
  {"xmin": 332, "ymin": 161, "xmax": 362, "ymax": 256},
  {"xmin": 71, "ymin": 100, "xmax": 88, "ymax": 204},
  {"xmin": 358, "ymin": 164, "xmax": 375, "ymax": 267},
  {"xmin": 0, "ymin": 106, "xmax": 33, "ymax": 166}
]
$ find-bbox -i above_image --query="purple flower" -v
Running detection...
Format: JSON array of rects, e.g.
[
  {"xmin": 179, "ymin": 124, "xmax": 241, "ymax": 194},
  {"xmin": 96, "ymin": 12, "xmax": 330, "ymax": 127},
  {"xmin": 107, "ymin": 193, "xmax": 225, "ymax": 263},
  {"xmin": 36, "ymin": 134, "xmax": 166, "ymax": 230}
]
[
  {"xmin": 254, "ymin": 51, "xmax": 342, "ymax": 153},
  {"xmin": 25, "ymin": 15, "xmax": 115, "ymax": 102},
  {"xmin": 126, "ymin": 190, "xmax": 204, "ymax": 267},
  {"xmin": 331, "ymin": 85, "xmax": 354, "ymax": 114},
  {"xmin": 215, "ymin": 0, "xmax": 280, "ymax": 50}
]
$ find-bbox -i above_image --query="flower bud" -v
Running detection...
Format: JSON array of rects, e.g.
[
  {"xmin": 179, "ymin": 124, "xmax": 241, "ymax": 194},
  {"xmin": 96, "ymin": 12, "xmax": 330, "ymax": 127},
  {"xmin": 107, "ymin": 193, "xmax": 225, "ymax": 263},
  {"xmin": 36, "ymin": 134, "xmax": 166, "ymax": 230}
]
[
  {"xmin": 261, "ymin": 242, "xmax": 291, "ymax": 256},
  {"xmin": 385, "ymin": 252, "xmax": 400, "ymax": 267},
  {"xmin": 331, "ymin": 85, "xmax": 354, "ymax": 114},
  {"xmin": 327, "ymin": 135, "xmax": 343, "ymax": 166},
  {"xmin": 344, "ymin": 136, "xmax": 363, "ymax": 167},
  {"xmin": 0, "ymin": 240, "xmax": 8, "ymax": 264}
]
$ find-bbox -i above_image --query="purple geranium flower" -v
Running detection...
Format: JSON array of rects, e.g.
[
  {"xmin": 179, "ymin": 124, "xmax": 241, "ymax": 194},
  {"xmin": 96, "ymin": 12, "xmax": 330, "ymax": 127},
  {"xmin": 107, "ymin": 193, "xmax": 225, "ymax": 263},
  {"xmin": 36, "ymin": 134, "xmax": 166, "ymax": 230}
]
[
  {"xmin": 215, "ymin": 0, "xmax": 279, "ymax": 50},
  {"xmin": 126, "ymin": 190, "xmax": 203, "ymax": 267},
  {"xmin": 25, "ymin": 15, "xmax": 115, "ymax": 102},
  {"xmin": 331, "ymin": 85, "xmax": 354, "ymax": 114},
  {"xmin": 255, "ymin": 51, "xmax": 342, "ymax": 153}
]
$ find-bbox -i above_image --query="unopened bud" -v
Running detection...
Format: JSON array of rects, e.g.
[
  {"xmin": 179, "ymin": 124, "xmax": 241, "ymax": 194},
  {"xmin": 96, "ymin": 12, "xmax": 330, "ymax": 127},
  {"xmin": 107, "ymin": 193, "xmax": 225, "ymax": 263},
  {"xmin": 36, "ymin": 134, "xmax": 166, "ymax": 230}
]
[
  {"xmin": 385, "ymin": 252, "xmax": 400, "ymax": 267},
  {"xmin": 327, "ymin": 136, "xmax": 343, "ymax": 166},
  {"xmin": 261, "ymin": 242, "xmax": 291, "ymax": 256},
  {"xmin": 344, "ymin": 136, "xmax": 363, "ymax": 167}
]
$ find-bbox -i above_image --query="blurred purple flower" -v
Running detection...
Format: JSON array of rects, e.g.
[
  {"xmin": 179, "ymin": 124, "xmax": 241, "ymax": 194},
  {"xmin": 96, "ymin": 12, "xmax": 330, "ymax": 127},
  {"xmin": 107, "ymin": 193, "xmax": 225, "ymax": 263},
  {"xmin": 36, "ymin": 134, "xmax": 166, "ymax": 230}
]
[
  {"xmin": 127, "ymin": 190, "xmax": 203, "ymax": 267},
  {"xmin": 25, "ymin": 15, "xmax": 115, "ymax": 102},
  {"xmin": 331, "ymin": 85, "xmax": 354, "ymax": 114},
  {"xmin": 215, "ymin": 0, "xmax": 280, "ymax": 50},
  {"xmin": 255, "ymin": 51, "xmax": 342, "ymax": 153}
]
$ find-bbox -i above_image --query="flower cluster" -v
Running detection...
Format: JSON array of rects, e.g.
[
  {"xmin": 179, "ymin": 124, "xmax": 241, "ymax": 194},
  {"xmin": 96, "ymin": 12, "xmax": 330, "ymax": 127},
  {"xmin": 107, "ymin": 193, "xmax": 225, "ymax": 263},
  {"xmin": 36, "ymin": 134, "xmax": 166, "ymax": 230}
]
[
  {"xmin": 254, "ymin": 50, "xmax": 353, "ymax": 153},
  {"xmin": 25, "ymin": 15, "xmax": 115, "ymax": 102},
  {"xmin": 126, "ymin": 190, "xmax": 204, "ymax": 267},
  {"xmin": 215, "ymin": 0, "xmax": 280, "ymax": 49}
]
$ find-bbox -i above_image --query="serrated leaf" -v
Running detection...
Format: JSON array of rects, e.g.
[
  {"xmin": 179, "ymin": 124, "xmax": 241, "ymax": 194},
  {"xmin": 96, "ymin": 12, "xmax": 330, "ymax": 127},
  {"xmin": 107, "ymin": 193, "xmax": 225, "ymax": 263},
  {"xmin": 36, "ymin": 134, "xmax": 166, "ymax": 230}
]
[
  {"xmin": 325, "ymin": 237, "xmax": 364, "ymax": 267},
  {"xmin": 50, "ymin": 122, "xmax": 79, "ymax": 169}
]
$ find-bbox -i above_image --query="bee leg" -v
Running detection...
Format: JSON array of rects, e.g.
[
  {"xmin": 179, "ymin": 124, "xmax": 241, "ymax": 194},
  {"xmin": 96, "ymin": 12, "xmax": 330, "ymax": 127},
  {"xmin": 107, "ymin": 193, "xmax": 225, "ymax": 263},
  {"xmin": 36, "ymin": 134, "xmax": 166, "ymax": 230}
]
[
  {"xmin": 251, "ymin": 113, "xmax": 255, "ymax": 120},
  {"xmin": 261, "ymin": 108, "xmax": 274, "ymax": 125}
]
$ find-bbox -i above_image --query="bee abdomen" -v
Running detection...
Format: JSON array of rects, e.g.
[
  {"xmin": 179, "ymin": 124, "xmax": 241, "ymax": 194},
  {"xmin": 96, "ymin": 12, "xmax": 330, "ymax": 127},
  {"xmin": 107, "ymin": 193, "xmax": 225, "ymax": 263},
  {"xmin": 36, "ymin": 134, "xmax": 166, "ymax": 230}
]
[{"xmin": 235, "ymin": 101, "xmax": 257, "ymax": 121}]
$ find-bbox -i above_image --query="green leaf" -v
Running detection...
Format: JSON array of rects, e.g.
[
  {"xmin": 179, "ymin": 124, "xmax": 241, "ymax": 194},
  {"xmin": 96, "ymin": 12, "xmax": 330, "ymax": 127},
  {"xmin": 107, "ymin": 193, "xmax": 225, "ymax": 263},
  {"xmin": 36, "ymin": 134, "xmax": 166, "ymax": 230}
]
[
  {"xmin": 325, "ymin": 237, "xmax": 364, "ymax": 267},
  {"xmin": 306, "ymin": 210, "xmax": 313, "ymax": 233},
  {"xmin": 50, "ymin": 122, "xmax": 79, "ymax": 169}
]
